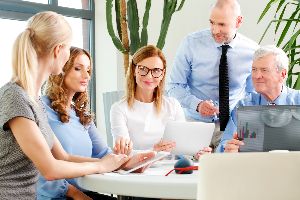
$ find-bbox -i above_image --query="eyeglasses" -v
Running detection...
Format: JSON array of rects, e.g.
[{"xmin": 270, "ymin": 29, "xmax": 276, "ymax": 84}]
[{"xmin": 135, "ymin": 64, "xmax": 164, "ymax": 78}]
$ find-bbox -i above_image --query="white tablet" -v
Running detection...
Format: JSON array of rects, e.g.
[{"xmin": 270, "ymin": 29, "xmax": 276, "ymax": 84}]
[
  {"xmin": 117, "ymin": 151, "xmax": 170, "ymax": 175},
  {"xmin": 163, "ymin": 121, "xmax": 215, "ymax": 155}
]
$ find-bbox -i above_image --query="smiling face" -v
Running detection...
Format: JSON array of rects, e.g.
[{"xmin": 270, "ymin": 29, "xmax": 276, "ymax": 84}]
[
  {"xmin": 63, "ymin": 53, "xmax": 91, "ymax": 95},
  {"xmin": 252, "ymin": 54, "xmax": 286, "ymax": 99},
  {"xmin": 209, "ymin": 6, "xmax": 242, "ymax": 44},
  {"xmin": 134, "ymin": 56, "xmax": 165, "ymax": 94}
]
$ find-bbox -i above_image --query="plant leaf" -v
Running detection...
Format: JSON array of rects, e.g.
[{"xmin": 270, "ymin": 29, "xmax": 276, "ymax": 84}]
[{"xmin": 258, "ymin": 0, "xmax": 278, "ymax": 23}]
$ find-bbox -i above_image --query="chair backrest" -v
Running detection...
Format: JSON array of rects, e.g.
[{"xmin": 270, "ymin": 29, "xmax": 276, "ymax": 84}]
[
  {"xmin": 103, "ymin": 90, "xmax": 125, "ymax": 147},
  {"xmin": 197, "ymin": 152, "xmax": 300, "ymax": 200}
]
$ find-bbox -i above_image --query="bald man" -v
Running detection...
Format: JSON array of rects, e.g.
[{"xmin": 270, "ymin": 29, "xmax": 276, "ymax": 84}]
[{"xmin": 168, "ymin": 0, "xmax": 259, "ymax": 150}]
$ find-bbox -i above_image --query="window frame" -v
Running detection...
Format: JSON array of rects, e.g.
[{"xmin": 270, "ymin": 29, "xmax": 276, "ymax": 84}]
[{"xmin": 0, "ymin": 0, "xmax": 96, "ymax": 118}]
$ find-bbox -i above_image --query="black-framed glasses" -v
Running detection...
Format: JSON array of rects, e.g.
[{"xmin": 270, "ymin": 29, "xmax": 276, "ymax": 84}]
[{"xmin": 135, "ymin": 64, "xmax": 164, "ymax": 78}]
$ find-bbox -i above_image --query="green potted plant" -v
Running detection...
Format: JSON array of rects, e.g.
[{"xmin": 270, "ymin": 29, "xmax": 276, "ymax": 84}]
[
  {"xmin": 258, "ymin": 0, "xmax": 299, "ymax": 89},
  {"xmin": 106, "ymin": 0, "xmax": 185, "ymax": 74}
]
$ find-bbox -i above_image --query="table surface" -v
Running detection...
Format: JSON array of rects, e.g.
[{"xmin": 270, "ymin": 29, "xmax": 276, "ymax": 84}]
[{"xmin": 77, "ymin": 160, "xmax": 198, "ymax": 199}]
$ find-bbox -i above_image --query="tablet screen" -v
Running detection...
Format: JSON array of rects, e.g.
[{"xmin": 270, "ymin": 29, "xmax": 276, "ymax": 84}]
[{"xmin": 117, "ymin": 151, "xmax": 170, "ymax": 175}]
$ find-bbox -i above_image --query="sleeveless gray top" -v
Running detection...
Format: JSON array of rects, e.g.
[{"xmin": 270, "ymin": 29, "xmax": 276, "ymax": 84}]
[{"xmin": 0, "ymin": 82, "xmax": 54, "ymax": 199}]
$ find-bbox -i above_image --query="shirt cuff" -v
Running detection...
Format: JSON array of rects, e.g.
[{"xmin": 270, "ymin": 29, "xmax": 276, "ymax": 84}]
[{"xmin": 190, "ymin": 98, "xmax": 202, "ymax": 112}]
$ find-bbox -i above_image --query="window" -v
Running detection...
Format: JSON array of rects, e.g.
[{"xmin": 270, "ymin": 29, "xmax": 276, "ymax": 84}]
[
  {"xmin": 0, "ymin": 0, "xmax": 96, "ymax": 114},
  {"xmin": 58, "ymin": 0, "xmax": 90, "ymax": 10}
]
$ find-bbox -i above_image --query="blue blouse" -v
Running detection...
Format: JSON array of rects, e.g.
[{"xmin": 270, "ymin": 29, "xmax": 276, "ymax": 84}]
[{"xmin": 37, "ymin": 96, "xmax": 111, "ymax": 199}]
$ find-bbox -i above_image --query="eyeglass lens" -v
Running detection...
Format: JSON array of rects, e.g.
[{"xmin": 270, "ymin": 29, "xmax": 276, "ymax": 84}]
[{"xmin": 137, "ymin": 65, "xmax": 163, "ymax": 78}]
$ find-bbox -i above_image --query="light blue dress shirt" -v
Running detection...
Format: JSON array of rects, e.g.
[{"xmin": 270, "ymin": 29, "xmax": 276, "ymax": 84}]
[
  {"xmin": 216, "ymin": 86, "xmax": 300, "ymax": 152},
  {"xmin": 167, "ymin": 29, "xmax": 259, "ymax": 122},
  {"xmin": 37, "ymin": 96, "xmax": 111, "ymax": 200}
]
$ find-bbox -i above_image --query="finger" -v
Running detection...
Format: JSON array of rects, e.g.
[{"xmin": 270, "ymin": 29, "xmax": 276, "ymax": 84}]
[
  {"xmin": 203, "ymin": 147, "xmax": 212, "ymax": 153},
  {"xmin": 114, "ymin": 139, "xmax": 121, "ymax": 154},
  {"xmin": 126, "ymin": 140, "xmax": 133, "ymax": 155},
  {"xmin": 224, "ymin": 144, "xmax": 239, "ymax": 152},
  {"xmin": 228, "ymin": 139, "xmax": 244, "ymax": 145},
  {"xmin": 120, "ymin": 138, "xmax": 127, "ymax": 154},
  {"xmin": 139, "ymin": 151, "xmax": 156, "ymax": 162},
  {"xmin": 124, "ymin": 139, "xmax": 131, "ymax": 154},
  {"xmin": 233, "ymin": 132, "xmax": 238, "ymax": 139}
]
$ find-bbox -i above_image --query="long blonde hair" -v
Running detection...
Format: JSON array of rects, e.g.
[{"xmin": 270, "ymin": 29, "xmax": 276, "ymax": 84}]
[
  {"xmin": 126, "ymin": 45, "xmax": 167, "ymax": 113},
  {"xmin": 46, "ymin": 47, "xmax": 93, "ymax": 126},
  {"xmin": 11, "ymin": 11, "xmax": 72, "ymax": 98}
]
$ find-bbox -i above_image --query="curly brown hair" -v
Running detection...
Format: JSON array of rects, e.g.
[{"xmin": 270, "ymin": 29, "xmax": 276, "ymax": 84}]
[
  {"xmin": 45, "ymin": 46, "xmax": 93, "ymax": 126},
  {"xmin": 126, "ymin": 45, "xmax": 167, "ymax": 114}
]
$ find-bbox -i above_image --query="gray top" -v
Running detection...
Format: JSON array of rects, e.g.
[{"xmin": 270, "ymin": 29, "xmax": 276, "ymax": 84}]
[{"xmin": 0, "ymin": 82, "xmax": 54, "ymax": 199}]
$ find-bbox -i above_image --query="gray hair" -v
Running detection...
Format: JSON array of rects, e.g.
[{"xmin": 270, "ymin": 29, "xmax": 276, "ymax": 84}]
[
  {"xmin": 253, "ymin": 45, "xmax": 289, "ymax": 71},
  {"xmin": 212, "ymin": 0, "xmax": 241, "ymax": 16}
]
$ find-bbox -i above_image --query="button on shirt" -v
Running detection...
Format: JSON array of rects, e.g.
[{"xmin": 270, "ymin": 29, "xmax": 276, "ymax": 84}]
[
  {"xmin": 216, "ymin": 86, "xmax": 300, "ymax": 152},
  {"xmin": 167, "ymin": 29, "xmax": 258, "ymax": 122}
]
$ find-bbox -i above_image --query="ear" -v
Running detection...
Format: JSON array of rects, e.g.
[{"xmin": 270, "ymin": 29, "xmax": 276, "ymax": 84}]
[
  {"xmin": 53, "ymin": 44, "xmax": 63, "ymax": 58},
  {"xmin": 281, "ymin": 69, "xmax": 287, "ymax": 80},
  {"xmin": 236, "ymin": 16, "xmax": 243, "ymax": 28}
]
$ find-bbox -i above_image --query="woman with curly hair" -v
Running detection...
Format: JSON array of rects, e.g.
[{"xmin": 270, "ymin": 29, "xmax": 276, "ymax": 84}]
[{"xmin": 37, "ymin": 47, "xmax": 154, "ymax": 200}]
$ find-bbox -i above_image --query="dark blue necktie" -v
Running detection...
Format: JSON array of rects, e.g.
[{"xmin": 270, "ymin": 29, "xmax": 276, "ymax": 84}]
[{"xmin": 219, "ymin": 45, "xmax": 230, "ymax": 131}]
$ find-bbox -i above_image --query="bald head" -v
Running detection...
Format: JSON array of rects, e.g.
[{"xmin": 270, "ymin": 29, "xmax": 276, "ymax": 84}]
[
  {"xmin": 209, "ymin": 0, "xmax": 243, "ymax": 44},
  {"xmin": 212, "ymin": 0, "xmax": 241, "ymax": 17}
]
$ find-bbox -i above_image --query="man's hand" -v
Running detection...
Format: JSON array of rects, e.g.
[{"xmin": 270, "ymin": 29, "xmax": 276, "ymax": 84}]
[
  {"xmin": 121, "ymin": 151, "xmax": 156, "ymax": 173},
  {"xmin": 197, "ymin": 100, "xmax": 219, "ymax": 117},
  {"xmin": 153, "ymin": 140, "xmax": 176, "ymax": 152},
  {"xmin": 194, "ymin": 146, "xmax": 212, "ymax": 160},
  {"xmin": 224, "ymin": 133, "xmax": 244, "ymax": 153},
  {"xmin": 113, "ymin": 137, "xmax": 133, "ymax": 155}
]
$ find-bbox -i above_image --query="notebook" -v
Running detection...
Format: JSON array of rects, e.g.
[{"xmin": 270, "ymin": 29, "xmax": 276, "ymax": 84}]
[
  {"xmin": 237, "ymin": 105, "xmax": 300, "ymax": 152},
  {"xmin": 162, "ymin": 121, "xmax": 215, "ymax": 155}
]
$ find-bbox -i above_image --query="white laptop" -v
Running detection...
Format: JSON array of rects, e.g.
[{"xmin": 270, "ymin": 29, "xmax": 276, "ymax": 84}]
[{"xmin": 162, "ymin": 121, "xmax": 215, "ymax": 155}]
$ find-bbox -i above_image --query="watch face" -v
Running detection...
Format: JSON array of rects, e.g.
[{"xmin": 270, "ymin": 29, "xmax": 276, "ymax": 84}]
[{"xmin": 261, "ymin": 109, "xmax": 292, "ymax": 127}]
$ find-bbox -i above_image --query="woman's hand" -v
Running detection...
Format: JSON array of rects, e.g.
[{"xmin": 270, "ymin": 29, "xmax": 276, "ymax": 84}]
[
  {"xmin": 113, "ymin": 137, "xmax": 133, "ymax": 155},
  {"xmin": 224, "ymin": 133, "xmax": 244, "ymax": 153},
  {"xmin": 98, "ymin": 153, "xmax": 129, "ymax": 173},
  {"xmin": 121, "ymin": 151, "xmax": 156, "ymax": 173},
  {"xmin": 153, "ymin": 140, "xmax": 176, "ymax": 152},
  {"xmin": 194, "ymin": 146, "xmax": 212, "ymax": 160}
]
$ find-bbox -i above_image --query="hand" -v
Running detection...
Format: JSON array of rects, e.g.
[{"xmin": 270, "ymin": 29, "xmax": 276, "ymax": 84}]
[
  {"xmin": 224, "ymin": 133, "xmax": 244, "ymax": 153},
  {"xmin": 114, "ymin": 137, "xmax": 133, "ymax": 155},
  {"xmin": 153, "ymin": 140, "xmax": 176, "ymax": 152},
  {"xmin": 67, "ymin": 184, "xmax": 92, "ymax": 200},
  {"xmin": 197, "ymin": 100, "xmax": 219, "ymax": 117},
  {"xmin": 194, "ymin": 147, "xmax": 212, "ymax": 160},
  {"xmin": 121, "ymin": 151, "xmax": 156, "ymax": 173},
  {"xmin": 98, "ymin": 153, "xmax": 129, "ymax": 173}
]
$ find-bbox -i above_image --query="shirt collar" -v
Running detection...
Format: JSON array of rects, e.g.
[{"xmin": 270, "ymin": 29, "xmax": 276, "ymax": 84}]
[
  {"xmin": 213, "ymin": 33, "xmax": 239, "ymax": 49},
  {"xmin": 260, "ymin": 85, "xmax": 287, "ymax": 105}
]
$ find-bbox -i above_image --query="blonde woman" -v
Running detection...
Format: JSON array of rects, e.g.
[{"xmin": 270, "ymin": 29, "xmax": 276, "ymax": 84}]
[
  {"xmin": 110, "ymin": 45, "xmax": 185, "ymax": 154},
  {"xmin": 0, "ymin": 12, "xmax": 153, "ymax": 199}
]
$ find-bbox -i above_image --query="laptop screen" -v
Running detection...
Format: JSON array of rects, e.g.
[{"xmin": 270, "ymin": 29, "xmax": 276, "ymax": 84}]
[{"xmin": 237, "ymin": 105, "xmax": 300, "ymax": 152}]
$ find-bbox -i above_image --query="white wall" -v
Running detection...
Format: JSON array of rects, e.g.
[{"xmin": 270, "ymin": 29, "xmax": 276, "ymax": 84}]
[{"xmin": 94, "ymin": 0, "xmax": 282, "ymax": 142}]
